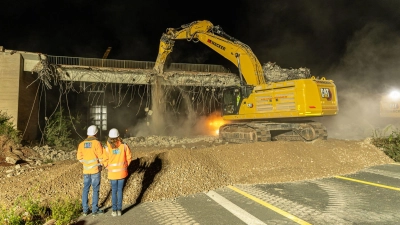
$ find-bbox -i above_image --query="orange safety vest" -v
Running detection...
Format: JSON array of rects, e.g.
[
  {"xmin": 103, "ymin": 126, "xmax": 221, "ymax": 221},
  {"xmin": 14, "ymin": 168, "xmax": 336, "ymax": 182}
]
[
  {"xmin": 103, "ymin": 141, "xmax": 132, "ymax": 180},
  {"xmin": 77, "ymin": 137, "xmax": 104, "ymax": 174}
]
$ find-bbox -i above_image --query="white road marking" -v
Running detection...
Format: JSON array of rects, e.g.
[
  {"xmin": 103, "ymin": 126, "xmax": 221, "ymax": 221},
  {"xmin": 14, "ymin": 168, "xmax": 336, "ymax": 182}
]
[{"xmin": 206, "ymin": 190, "xmax": 267, "ymax": 225}]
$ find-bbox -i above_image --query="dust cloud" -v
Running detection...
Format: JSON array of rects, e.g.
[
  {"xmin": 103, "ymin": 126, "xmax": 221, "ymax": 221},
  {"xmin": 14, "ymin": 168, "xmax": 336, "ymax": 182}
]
[
  {"xmin": 319, "ymin": 22, "xmax": 400, "ymax": 140},
  {"xmin": 127, "ymin": 77, "xmax": 223, "ymax": 138},
  {"xmin": 235, "ymin": 1, "xmax": 400, "ymax": 140}
]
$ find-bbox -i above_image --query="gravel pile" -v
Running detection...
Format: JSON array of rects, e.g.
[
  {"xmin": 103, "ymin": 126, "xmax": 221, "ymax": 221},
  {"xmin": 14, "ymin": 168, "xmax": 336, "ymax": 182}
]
[
  {"xmin": 0, "ymin": 136, "xmax": 393, "ymax": 208},
  {"xmin": 125, "ymin": 135, "xmax": 222, "ymax": 148}
]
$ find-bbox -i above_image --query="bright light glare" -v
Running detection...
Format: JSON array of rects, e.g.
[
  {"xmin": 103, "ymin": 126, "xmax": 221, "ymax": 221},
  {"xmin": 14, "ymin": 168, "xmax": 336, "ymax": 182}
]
[
  {"xmin": 389, "ymin": 90, "xmax": 400, "ymax": 99},
  {"xmin": 206, "ymin": 113, "xmax": 227, "ymax": 136}
]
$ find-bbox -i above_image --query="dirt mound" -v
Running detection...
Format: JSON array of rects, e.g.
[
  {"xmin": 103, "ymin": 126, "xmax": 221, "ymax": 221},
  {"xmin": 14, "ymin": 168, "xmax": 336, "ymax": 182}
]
[
  {"xmin": 0, "ymin": 138, "xmax": 393, "ymax": 207},
  {"xmin": 129, "ymin": 138, "xmax": 392, "ymax": 203}
]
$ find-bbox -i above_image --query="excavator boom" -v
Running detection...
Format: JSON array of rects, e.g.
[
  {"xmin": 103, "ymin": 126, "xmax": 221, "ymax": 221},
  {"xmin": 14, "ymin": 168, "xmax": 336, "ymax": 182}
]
[{"xmin": 154, "ymin": 20, "xmax": 265, "ymax": 85}]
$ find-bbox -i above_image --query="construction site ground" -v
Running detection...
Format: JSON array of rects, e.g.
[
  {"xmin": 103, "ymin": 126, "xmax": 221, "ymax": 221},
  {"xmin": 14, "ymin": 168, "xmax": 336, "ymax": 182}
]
[
  {"xmin": 78, "ymin": 163, "xmax": 400, "ymax": 225},
  {"xmin": 0, "ymin": 137, "xmax": 396, "ymax": 224}
]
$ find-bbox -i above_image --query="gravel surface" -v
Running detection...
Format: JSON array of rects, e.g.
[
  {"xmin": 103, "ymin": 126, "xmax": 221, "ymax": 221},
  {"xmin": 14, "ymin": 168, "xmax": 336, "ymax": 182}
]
[{"xmin": 0, "ymin": 137, "xmax": 393, "ymax": 208}]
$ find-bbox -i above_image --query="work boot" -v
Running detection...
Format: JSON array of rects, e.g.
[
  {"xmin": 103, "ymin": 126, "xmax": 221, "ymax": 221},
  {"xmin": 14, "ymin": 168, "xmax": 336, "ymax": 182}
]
[
  {"xmin": 92, "ymin": 209, "xmax": 104, "ymax": 216},
  {"xmin": 117, "ymin": 210, "xmax": 122, "ymax": 216},
  {"xmin": 111, "ymin": 211, "xmax": 117, "ymax": 217}
]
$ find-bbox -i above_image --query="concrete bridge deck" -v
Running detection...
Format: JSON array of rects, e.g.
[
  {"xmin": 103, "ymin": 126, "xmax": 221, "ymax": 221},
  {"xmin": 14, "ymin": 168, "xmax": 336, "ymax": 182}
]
[
  {"xmin": 12, "ymin": 49, "xmax": 240, "ymax": 87},
  {"xmin": 0, "ymin": 48, "xmax": 240, "ymax": 139}
]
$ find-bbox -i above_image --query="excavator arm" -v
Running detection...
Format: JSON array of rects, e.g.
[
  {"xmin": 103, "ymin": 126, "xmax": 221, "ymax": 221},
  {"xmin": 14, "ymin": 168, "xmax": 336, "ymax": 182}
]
[{"xmin": 154, "ymin": 20, "xmax": 266, "ymax": 86}]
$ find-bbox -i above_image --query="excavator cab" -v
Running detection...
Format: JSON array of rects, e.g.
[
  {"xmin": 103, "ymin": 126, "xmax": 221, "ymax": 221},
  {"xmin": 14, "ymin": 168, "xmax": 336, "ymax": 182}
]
[
  {"xmin": 222, "ymin": 85, "xmax": 254, "ymax": 116},
  {"xmin": 222, "ymin": 87, "xmax": 241, "ymax": 115}
]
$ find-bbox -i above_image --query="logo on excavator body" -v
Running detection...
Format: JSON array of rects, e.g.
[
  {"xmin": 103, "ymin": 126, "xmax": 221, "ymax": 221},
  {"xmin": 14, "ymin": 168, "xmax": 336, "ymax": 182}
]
[
  {"xmin": 320, "ymin": 88, "xmax": 332, "ymax": 100},
  {"xmin": 207, "ymin": 39, "xmax": 226, "ymax": 51}
]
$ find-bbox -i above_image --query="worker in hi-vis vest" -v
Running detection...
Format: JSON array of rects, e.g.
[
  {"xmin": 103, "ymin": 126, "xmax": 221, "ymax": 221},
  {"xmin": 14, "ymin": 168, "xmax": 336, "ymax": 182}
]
[
  {"xmin": 77, "ymin": 125, "xmax": 104, "ymax": 216},
  {"xmin": 103, "ymin": 128, "xmax": 132, "ymax": 217}
]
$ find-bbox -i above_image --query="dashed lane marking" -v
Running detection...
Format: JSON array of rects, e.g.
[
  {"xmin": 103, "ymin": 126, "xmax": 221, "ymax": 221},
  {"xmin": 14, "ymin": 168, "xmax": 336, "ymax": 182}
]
[
  {"xmin": 227, "ymin": 185, "xmax": 312, "ymax": 225},
  {"xmin": 206, "ymin": 190, "xmax": 267, "ymax": 225},
  {"xmin": 335, "ymin": 176, "xmax": 400, "ymax": 191}
]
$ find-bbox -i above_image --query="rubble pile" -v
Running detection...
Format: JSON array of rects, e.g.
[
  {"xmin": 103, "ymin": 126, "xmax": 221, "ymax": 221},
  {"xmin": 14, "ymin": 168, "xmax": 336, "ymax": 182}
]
[
  {"xmin": 34, "ymin": 145, "xmax": 76, "ymax": 161},
  {"xmin": 0, "ymin": 145, "xmax": 73, "ymax": 178},
  {"xmin": 125, "ymin": 135, "xmax": 222, "ymax": 148},
  {"xmin": 0, "ymin": 136, "xmax": 223, "ymax": 178},
  {"xmin": 0, "ymin": 136, "xmax": 394, "ymax": 209},
  {"xmin": 262, "ymin": 62, "xmax": 311, "ymax": 82}
]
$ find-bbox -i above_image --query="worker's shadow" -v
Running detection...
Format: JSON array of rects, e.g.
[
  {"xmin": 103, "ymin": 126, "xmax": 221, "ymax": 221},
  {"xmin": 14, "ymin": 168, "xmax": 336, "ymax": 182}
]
[
  {"xmin": 124, "ymin": 156, "xmax": 162, "ymax": 211},
  {"xmin": 99, "ymin": 156, "xmax": 162, "ymax": 213}
]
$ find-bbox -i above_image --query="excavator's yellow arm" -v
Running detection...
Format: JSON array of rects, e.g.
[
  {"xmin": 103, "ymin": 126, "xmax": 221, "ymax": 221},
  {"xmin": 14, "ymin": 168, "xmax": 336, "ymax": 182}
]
[{"xmin": 154, "ymin": 20, "xmax": 265, "ymax": 86}]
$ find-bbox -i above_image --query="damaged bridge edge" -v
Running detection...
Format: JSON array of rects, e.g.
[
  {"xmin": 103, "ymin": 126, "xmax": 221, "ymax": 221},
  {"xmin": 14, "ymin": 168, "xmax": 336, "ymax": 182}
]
[
  {"xmin": 57, "ymin": 66, "xmax": 241, "ymax": 87},
  {"xmin": 25, "ymin": 52, "xmax": 240, "ymax": 87}
]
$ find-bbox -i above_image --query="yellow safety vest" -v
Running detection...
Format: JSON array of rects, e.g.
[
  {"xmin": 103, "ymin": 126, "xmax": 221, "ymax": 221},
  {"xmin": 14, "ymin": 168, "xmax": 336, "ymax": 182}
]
[
  {"xmin": 103, "ymin": 141, "xmax": 132, "ymax": 180},
  {"xmin": 77, "ymin": 137, "xmax": 104, "ymax": 174}
]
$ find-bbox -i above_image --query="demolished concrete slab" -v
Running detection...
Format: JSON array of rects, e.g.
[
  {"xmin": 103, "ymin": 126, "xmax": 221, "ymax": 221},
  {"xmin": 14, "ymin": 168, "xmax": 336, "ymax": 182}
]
[
  {"xmin": 46, "ymin": 65, "xmax": 241, "ymax": 87},
  {"xmin": 27, "ymin": 53, "xmax": 240, "ymax": 87}
]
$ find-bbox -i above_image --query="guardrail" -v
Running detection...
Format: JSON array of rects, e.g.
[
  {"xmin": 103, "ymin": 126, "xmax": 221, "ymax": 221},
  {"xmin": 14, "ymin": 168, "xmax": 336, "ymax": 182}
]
[{"xmin": 47, "ymin": 55, "xmax": 230, "ymax": 73}]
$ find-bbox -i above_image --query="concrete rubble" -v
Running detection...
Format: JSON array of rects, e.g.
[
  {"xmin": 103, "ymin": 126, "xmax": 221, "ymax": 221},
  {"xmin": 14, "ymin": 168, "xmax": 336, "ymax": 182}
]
[
  {"xmin": 0, "ymin": 136, "xmax": 394, "ymax": 208},
  {"xmin": 125, "ymin": 135, "xmax": 222, "ymax": 148},
  {"xmin": 0, "ymin": 135, "xmax": 223, "ymax": 178},
  {"xmin": 262, "ymin": 62, "xmax": 311, "ymax": 82}
]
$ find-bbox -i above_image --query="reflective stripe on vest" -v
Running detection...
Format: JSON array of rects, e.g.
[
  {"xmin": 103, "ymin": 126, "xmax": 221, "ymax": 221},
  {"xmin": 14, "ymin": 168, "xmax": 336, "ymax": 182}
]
[
  {"xmin": 109, "ymin": 168, "xmax": 128, "ymax": 173},
  {"xmin": 81, "ymin": 158, "xmax": 98, "ymax": 164},
  {"xmin": 84, "ymin": 163, "xmax": 101, "ymax": 170},
  {"xmin": 81, "ymin": 150, "xmax": 101, "ymax": 173},
  {"xmin": 109, "ymin": 162, "xmax": 126, "ymax": 167}
]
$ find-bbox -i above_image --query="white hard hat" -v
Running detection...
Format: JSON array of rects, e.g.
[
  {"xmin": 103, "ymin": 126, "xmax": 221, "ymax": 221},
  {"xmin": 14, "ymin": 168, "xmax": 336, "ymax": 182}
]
[
  {"xmin": 108, "ymin": 128, "xmax": 119, "ymax": 138},
  {"xmin": 87, "ymin": 125, "xmax": 98, "ymax": 136}
]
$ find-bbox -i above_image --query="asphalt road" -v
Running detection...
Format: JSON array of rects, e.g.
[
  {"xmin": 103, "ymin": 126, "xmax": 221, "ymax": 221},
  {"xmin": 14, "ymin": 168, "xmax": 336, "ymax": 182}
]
[{"xmin": 76, "ymin": 163, "xmax": 400, "ymax": 225}]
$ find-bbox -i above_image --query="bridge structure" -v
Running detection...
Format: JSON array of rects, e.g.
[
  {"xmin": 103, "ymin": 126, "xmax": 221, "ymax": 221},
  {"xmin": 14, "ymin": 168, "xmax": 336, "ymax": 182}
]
[
  {"xmin": 47, "ymin": 55, "xmax": 240, "ymax": 87},
  {"xmin": 28, "ymin": 52, "xmax": 240, "ymax": 87},
  {"xmin": 0, "ymin": 47, "xmax": 240, "ymax": 140}
]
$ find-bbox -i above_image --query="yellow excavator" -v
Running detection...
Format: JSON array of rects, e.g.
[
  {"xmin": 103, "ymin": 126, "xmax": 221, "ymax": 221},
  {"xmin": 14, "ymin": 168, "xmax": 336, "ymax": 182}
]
[{"xmin": 154, "ymin": 20, "xmax": 338, "ymax": 142}]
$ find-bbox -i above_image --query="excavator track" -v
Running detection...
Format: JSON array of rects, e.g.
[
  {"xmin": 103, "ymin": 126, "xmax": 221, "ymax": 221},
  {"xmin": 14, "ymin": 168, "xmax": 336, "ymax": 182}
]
[{"xmin": 219, "ymin": 121, "xmax": 327, "ymax": 143}]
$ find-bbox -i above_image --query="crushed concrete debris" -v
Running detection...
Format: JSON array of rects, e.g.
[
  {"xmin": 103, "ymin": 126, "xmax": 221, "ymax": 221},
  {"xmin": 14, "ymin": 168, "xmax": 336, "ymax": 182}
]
[
  {"xmin": 0, "ymin": 135, "xmax": 393, "ymax": 208},
  {"xmin": 262, "ymin": 62, "xmax": 311, "ymax": 82}
]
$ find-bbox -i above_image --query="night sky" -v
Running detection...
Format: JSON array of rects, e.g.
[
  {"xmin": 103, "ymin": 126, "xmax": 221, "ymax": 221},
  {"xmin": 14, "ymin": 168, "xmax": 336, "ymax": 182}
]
[
  {"xmin": 3, "ymin": 0, "xmax": 400, "ymax": 138},
  {"xmin": 1, "ymin": 0, "xmax": 399, "ymax": 75}
]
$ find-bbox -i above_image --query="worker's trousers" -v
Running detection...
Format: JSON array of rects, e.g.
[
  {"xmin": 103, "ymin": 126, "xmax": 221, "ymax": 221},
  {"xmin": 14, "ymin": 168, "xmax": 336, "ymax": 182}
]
[
  {"xmin": 110, "ymin": 178, "xmax": 125, "ymax": 211},
  {"xmin": 82, "ymin": 172, "xmax": 101, "ymax": 213}
]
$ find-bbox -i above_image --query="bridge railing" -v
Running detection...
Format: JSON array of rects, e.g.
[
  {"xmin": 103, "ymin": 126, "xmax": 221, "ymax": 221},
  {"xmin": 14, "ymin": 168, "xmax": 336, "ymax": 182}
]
[{"xmin": 47, "ymin": 55, "xmax": 230, "ymax": 73}]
